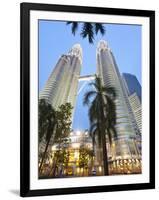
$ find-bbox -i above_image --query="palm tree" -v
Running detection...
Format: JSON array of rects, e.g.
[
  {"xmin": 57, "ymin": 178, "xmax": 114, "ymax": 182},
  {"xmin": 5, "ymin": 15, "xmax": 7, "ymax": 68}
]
[
  {"xmin": 38, "ymin": 99, "xmax": 57, "ymax": 174},
  {"xmin": 66, "ymin": 22, "xmax": 105, "ymax": 44},
  {"xmin": 83, "ymin": 75, "xmax": 117, "ymax": 175}
]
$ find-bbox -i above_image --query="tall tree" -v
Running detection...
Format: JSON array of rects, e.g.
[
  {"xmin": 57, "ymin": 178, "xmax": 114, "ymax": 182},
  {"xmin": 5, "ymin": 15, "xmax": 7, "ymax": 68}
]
[
  {"xmin": 66, "ymin": 22, "xmax": 106, "ymax": 44},
  {"xmin": 49, "ymin": 103, "xmax": 73, "ymax": 177},
  {"xmin": 38, "ymin": 99, "xmax": 51, "ymax": 143},
  {"xmin": 83, "ymin": 75, "xmax": 117, "ymax": 175},
  {"xmin": 38, "ymin": 99, "xmax": 57, "ymax": 173},
  {"xmin": 54, "ymin": 103, "xmax": 73, "ymax": 144}
]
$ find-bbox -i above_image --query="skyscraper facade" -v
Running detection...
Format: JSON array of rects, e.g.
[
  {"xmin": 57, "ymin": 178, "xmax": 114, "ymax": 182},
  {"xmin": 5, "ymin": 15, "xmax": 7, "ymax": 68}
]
[
  {"xmin": 39, "ymin": 44, "xmax": 82, "ymax": 116},
  {"xmin": 122, "ymin": 73, "xmax": 142, "ymax": 134},
  {"xmin": 96, "ymin": 40, "xmax": 141, "ymax": 174},
  {"xmin": 128, "ymin": 93, "xmax": 142, "ymax": 134},
  {"xmin": 122, "ymin": 73, "xmax": 141, "ymax": 101}
]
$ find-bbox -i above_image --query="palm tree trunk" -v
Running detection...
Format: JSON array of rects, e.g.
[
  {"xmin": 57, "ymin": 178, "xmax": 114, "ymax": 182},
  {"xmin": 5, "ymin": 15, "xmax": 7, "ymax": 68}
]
[
  {"xmin": 101, "ymin": 96, "xmax": 109, "ymax": 176},
  {"xmin": 39, "ymin": 130, "xmax": 51, "ymax": 173},
  {"xmin": 49, "ymin": 154, "xmax": 59, "ymax": 177},
  {"xmin": 39, "ymin": 123, "xmax": 56, "ymax": 175},
  {"xmin": 39, "ymin": 137, "xmax": 50, "ymax": 174},
  {"xmin": 102, "ymin": 133, "xmax": 109, "ymax": 175},
  {"xmin": 49, "ymin": 152, "xmax": 59, "ymax": 177}
]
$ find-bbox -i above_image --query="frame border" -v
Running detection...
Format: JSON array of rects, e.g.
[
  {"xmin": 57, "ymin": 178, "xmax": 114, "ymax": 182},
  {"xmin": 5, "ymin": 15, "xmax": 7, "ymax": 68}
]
[{"xmin": 20, "ymin": 2, "xmax": 155, "ymax": 197}]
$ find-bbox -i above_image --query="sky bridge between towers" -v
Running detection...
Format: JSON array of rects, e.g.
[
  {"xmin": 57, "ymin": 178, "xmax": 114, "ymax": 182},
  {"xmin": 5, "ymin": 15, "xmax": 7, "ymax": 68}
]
[
  {"xmin": 77, "ymin": 74, "xmax": 96, "ymax": 95},
  {"xmin": 78, "ymin": 74, "xmax": 96, "ymax": 82}
]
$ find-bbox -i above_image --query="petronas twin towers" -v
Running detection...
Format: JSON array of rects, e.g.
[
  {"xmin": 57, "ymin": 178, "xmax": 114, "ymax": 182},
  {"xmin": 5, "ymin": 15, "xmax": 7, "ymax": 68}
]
[
  {"xmin": 40, "ymin": 44, "xmax": 82, "ymax": 112},
  {"xmin": 40, "ymin": 40, "xmax": 141, "ymax": 174}
]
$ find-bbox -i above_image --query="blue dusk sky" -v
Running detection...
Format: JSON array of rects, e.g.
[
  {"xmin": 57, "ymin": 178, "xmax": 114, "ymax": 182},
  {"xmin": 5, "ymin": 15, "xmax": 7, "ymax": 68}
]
[{"xmin": 39, "ymin": 20, "xmax": 141, "ymax": 131}]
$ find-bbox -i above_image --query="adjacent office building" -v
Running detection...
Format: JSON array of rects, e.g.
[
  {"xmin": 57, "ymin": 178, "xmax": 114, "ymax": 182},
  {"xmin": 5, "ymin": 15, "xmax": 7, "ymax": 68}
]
[
  {"xmin": 128, "ymin": 93, "xmax": 142, "ymax": 134},
  {"xmin": 122, "ymin": 73, "xmax": 141, "ymax": 101},
  {"xmin": 122, "ymin": 73, "xmax": 142, "ymax": 134}
]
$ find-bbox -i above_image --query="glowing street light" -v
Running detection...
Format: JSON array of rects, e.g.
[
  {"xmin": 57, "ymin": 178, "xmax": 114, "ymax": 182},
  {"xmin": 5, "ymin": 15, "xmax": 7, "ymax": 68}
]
[{"xmin": 76, "ymin": 131, "xmax": 81, "ymax": 135}]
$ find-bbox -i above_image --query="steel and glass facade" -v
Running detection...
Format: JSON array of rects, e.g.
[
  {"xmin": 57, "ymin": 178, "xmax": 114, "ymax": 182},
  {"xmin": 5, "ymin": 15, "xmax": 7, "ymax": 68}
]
[
  {"xmin": 129, "ymin": 93, "xmax": 142, "ymax": 134},
  {"xmin": 122, "ymin": 73, "xmax": 141, "ymax": 101},
  {"xmin": 122, "ymin": 73, "xmax": 142, "ymax": 135},
  {"xmin": 39, "ymin": 44, "xmax": 82, "ymax": 116}
]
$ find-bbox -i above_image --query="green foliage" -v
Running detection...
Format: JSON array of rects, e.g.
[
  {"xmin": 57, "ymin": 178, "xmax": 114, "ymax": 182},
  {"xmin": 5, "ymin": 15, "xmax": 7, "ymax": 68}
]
[
  {"xmin": 66, "ymin": 22, "xmax": 106, "ymax": 44},
  {"xmin": 54, "ymin": 149, "xmax": 70, "ymax": 167},
  {"xmin": 38, "ymin": 100, "xmax": 73, "ymax": 175},
  {"xmin": 51, "ymin": 103, "xmax": 73, "ymax": 175},
  {"xmin": 54, "ymin": 103, "xmax": 73, "ymax": 143},
  {"xmin": 79, "ymin": 145, "xmax": 93, "ymax": 168},
  {"xmin": 38, "ymin": 99, "xmax": 56, "ymax": 143},
  {"xmin": 66, "ymin": 22, "xmax": 78, "ymax": 35},
  {"xmin": 94, "ymin": 23, "xmax": 105, "ymax": 35},
  {"xmin": 80, "ymin": 23, "xmax": 94, "ymax": 44}
]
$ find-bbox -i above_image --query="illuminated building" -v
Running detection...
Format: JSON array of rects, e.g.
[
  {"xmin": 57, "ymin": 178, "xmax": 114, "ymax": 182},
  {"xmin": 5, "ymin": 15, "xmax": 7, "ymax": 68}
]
[
  {"xmin": 96, "ymin": 40, "xmax": 141, "ymax": 174},
  {"xmin": 50, "ymin": 130, "xmax": 94, "ymax": 177}
]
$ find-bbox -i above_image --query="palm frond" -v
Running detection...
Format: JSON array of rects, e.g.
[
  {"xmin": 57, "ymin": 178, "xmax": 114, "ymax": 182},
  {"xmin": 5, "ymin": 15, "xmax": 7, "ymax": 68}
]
[
  {"xmin": 71, "ymin": 22, "xmax": 78, "ymax": 35},
  {"xmin": 88, "ymin": 76, "xmax": 102, "ymax": 91},
  {"xmin": 83, "ymin": 90, "xmax": 96, "ymax": 106},
  {"xmin": 88, "ymin": 97, "xmax": 100, "ymax": 122},
  {"xmin": 94, "ymin": 23, "xmax": 105, "ymax": 35},
  {"xmin": 104, "ymin": 87, "xmax": 117, "ymax": 99},
  {"xmin": 66, "ymin": 22, "xmax": 78, "ymax": 35},
  {"xmin": 80, "ymin": 23, "xmax": 94, "ymax": 44},
  {"xmin": 105, "ymin": 95, "xmax": 116, "ymax": 125},
  {"xmin": 89, "ymin": 122, "xmax": 97, "ymax": 133},
  {"xmin": 84, "ymin": 76, "xmax": 117, "ymax": 155}
]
